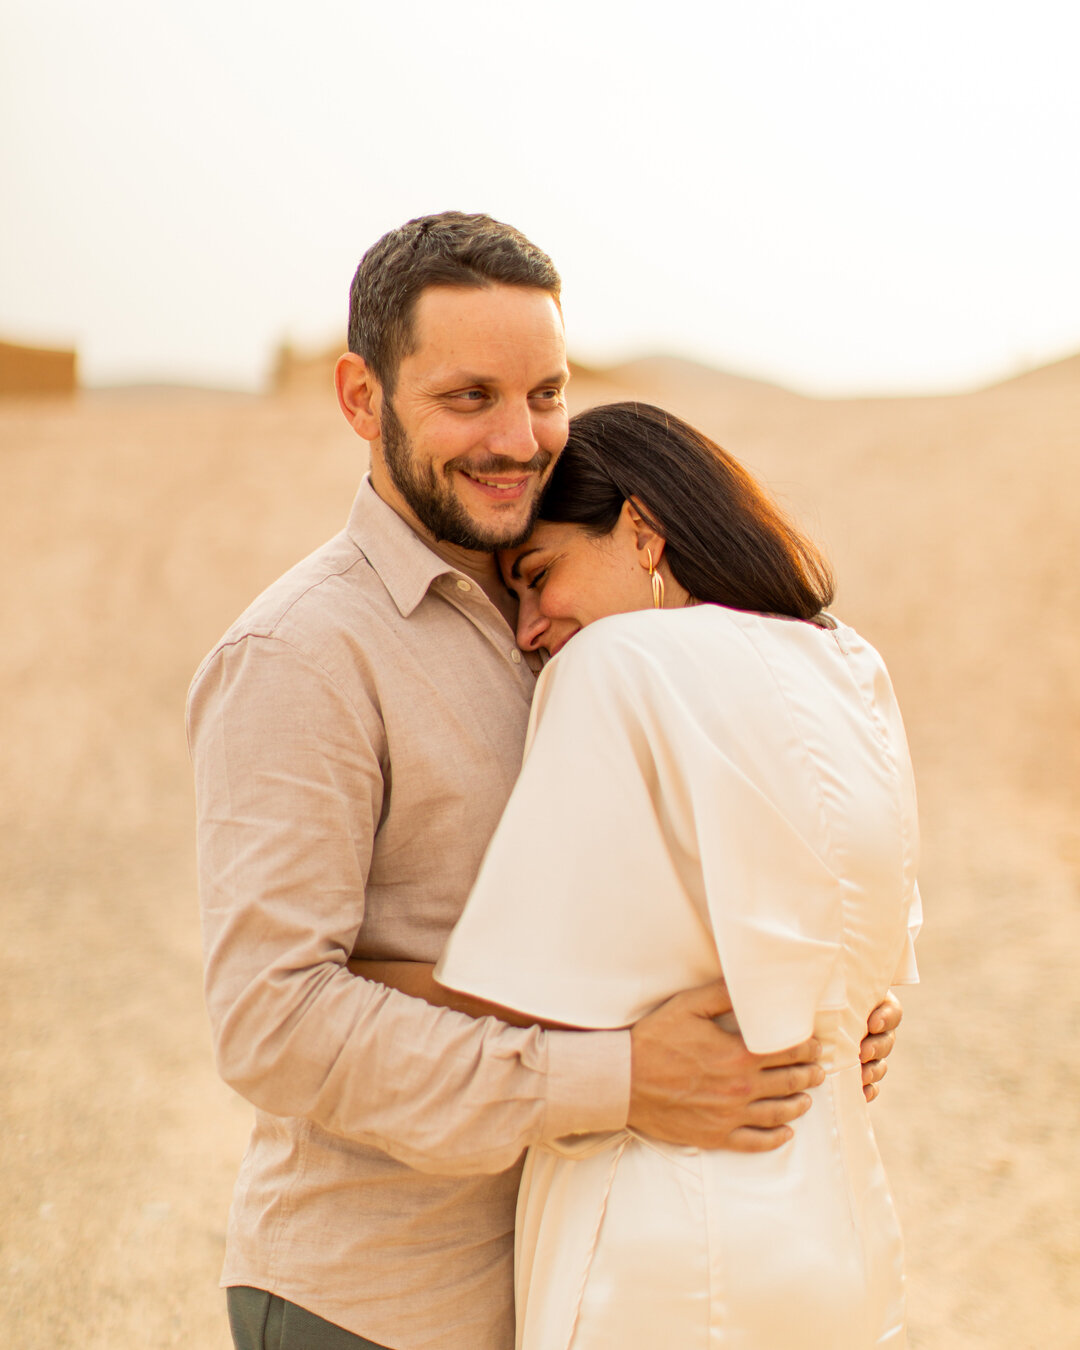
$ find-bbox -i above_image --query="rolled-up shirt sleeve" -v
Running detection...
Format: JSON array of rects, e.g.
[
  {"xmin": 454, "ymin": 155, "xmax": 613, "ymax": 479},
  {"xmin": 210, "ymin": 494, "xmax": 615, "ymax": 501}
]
[{"xmin": 188, "ymin": 632, "xmax": 630, "ymax": 1176}]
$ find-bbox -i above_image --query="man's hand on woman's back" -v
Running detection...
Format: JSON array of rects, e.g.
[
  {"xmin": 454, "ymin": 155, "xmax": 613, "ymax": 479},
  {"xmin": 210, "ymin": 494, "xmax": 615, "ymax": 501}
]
[
  {"xmin": 627, "ymin": 980, "xmax": 824, "ymax": 1153},
  {"xmin": 627, "ymin": 980, "xmax": 903, "ymax": 1149}
]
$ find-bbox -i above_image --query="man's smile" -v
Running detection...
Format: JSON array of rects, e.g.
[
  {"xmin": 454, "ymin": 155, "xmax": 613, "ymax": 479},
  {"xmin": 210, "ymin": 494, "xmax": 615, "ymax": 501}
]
[{"xmin": 456, "ymin": 468, "xmax": 531, "ymax": 499}]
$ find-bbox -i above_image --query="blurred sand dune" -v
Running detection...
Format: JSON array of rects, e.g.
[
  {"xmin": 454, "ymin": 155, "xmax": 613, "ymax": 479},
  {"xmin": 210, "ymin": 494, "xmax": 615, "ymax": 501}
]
[{"xmin": 2, "ymin": 354, "xmax": 1078, "ymax": 1347}]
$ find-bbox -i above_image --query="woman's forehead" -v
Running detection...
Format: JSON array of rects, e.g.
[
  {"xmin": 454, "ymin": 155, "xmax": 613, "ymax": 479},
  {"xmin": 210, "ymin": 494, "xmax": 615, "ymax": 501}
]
[{"xmin": 498, "ymin": 521, "xmax": 576, "ymax": 581}]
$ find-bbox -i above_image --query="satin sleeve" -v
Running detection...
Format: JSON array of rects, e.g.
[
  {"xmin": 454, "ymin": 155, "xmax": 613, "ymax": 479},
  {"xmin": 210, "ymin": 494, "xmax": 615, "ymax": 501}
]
[
  {"xmin": 434, "ymin": 623, "xmax": 725, "ymax": 1029},
  {"xmin": 891, "ymin": 882, "xmax": 923, "ymax": 986},
  {"xmin": 435, "ymin": 614, "xmax": 849, "ymax": 1052}
]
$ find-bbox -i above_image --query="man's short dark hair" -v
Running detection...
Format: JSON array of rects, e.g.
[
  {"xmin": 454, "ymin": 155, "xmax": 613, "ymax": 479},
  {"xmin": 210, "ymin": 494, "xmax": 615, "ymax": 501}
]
[{"xmin": 347, "ymin": 212, "xmax": 561, "ymax": 394}]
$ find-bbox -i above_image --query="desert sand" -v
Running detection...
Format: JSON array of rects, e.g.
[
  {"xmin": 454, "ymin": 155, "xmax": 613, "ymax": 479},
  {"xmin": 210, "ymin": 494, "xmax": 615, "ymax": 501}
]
[{"xmin": 2, "ymin": 354, "xmax": 1078, "ymax": 1347}]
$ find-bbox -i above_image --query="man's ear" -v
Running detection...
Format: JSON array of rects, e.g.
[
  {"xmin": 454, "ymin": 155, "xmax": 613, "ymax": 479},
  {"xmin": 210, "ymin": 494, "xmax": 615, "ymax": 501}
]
[
  {"xmin": 624, "ymin": 497, "xmax": 667, "ymax": 569},
  {"xmin": 335, "ymin": 353, "xmax": 383, "ymax": 441}
]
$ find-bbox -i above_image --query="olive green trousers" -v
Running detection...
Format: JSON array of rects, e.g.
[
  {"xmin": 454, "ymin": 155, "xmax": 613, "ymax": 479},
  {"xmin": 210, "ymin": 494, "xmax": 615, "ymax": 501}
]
[{"xmin": 227, "ymin": 1287, "xmax": 393, "ymax": 1350}]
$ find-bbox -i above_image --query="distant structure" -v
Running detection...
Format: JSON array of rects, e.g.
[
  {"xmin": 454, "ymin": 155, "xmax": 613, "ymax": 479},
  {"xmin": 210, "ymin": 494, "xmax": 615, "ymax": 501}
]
[
  {"xmin": 272, "ymin": 340, "xmax": 605, "ymax": 400},
  {"xmin": 0, "ymin": 339, "xmax": 78, "ymax": 396},
  {"xmin": 272, "ymin": 339, "xmax": 343, "ymax": 396}
]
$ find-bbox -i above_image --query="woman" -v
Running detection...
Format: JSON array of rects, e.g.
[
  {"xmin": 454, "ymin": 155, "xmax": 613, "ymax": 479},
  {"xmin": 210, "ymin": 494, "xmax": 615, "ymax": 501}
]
[{"xmin": 364, "ymin": 402, "xmax": 920, "ymax": 1348}]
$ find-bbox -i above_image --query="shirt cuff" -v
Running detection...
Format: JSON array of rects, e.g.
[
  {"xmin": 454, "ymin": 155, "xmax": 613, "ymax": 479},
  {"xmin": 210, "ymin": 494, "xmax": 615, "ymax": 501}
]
[{"xmin": 541, "ymin": 1028, "xmax": 632, "ymax": 1139}]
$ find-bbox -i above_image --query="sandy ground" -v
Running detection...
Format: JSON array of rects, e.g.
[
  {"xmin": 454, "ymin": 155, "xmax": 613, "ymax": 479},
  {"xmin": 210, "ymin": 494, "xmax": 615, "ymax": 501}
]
[{"xmin": 2, "ymin": 357, "xmax": 1078, "ymax": 1347}]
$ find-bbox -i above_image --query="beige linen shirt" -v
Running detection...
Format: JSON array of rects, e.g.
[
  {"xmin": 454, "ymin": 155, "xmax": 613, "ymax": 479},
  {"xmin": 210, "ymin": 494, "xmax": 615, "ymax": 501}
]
[{"xmin": 187, "ymin": 476, "xmax": 631, "ymax": 1350}]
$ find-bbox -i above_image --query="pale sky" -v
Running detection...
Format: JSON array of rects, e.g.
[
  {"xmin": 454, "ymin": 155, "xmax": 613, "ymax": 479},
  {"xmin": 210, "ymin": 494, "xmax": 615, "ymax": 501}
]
[{"xmin": 3, "ymin": 0, "xmax": 1078, "ymax": 395}]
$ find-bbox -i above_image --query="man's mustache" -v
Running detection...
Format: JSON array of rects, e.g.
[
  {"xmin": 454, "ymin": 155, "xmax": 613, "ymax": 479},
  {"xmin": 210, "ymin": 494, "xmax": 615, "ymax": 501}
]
[{"xmin": 446, "ymin": 452, "xmax": 553, "ymax": 477}]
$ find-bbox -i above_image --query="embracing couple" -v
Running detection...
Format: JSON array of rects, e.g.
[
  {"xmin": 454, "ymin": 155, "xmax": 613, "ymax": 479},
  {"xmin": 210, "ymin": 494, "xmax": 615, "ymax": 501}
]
[{"xmin": 188, "ymin": 212, "xmax": 920, "ymax": 1350}]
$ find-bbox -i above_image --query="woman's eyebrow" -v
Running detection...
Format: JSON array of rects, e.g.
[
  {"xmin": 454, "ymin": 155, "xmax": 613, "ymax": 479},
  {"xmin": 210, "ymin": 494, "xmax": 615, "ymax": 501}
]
[{"xmin": 509, "ymin": 548, "xmax": 542, "ymax": 582}]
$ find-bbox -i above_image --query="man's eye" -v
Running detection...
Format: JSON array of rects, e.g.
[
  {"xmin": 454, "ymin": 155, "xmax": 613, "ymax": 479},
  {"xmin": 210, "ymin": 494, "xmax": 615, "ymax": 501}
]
[
  {"xmin": 451, "ymin": 389, "xmax": 487, "ymax": 403},
  {"xmin": 531, "ymin": 388, "xmax": 561, "ymax": 403}
]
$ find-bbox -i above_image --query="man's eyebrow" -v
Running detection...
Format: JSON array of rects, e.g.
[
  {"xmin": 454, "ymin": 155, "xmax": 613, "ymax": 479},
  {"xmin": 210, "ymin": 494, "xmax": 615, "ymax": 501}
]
[
  {"xmin": 427, "ymin": 370, "xmax": 491, "ymax": 388},
  {"xmin": 509, "ymin": 548, "xmax": 542, "ymax": 581},
  {"xmin": 430, "ymin": 368, "xmax": 569, "ymax": 389}
]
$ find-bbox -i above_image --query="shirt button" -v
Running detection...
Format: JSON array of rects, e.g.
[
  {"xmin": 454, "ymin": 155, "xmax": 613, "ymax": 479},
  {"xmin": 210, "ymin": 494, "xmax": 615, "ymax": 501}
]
[
  {"xmin": 510, "ymin": 649, "xmax": 523, "ymax": 664},
  {"xmin": 456, "ymin": 579, "xmax": 471, "ymax": 592}
]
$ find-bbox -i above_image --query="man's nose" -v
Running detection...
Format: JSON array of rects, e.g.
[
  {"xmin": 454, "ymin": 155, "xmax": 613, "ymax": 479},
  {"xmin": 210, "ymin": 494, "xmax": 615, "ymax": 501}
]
[{"xmin": 488, "ymin": 399, "xmax": 540, "ymax": 462}]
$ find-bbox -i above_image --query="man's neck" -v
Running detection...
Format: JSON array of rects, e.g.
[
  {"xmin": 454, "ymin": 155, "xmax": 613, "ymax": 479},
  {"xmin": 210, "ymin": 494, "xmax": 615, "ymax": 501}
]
[{"xmin": 369, "ymin": 473, "xmax": 518, "ymax": 627}]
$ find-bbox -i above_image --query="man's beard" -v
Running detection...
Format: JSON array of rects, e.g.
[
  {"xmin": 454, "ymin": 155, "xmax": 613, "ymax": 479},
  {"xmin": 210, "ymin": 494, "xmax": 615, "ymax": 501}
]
[{"xmin": 381, "ymin": 398, "xmax": 552, "ymax": 552}]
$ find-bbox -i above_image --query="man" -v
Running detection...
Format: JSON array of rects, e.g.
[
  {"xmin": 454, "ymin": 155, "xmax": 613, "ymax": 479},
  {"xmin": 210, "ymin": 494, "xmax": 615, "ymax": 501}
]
[{"xmin": 189, "ymin": 212, "xmax": 898, "ymax": 1350}]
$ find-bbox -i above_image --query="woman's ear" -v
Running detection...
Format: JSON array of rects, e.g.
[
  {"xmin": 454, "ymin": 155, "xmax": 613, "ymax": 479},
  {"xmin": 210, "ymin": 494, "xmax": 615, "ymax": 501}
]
[
  {"xmin": 624, "ymin": 497, "xmax": 666, "ymax": 570},
  {"xmin": 335, "ymin": 353, "xmax": 383, "ymax": 441}
]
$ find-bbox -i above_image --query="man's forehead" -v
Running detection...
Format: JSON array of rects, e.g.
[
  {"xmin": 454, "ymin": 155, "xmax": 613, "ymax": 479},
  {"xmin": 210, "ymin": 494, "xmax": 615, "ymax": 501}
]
[{"xmin": 407, "ymin": 284, "xmax": 566, "ymax": 364}]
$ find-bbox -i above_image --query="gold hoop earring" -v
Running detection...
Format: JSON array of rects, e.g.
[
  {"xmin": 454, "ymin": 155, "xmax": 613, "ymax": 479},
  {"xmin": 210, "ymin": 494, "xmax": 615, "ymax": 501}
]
[{"xmin": 646, "ymin": 548, "xmax": 665, "ymax": 610}]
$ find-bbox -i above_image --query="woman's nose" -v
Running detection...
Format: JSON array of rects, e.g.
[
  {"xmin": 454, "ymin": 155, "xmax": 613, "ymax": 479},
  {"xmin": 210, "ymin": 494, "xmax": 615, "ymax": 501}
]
[{"xmin": 516, "ymin": 596, "xmax": 549, "ymax": 652}]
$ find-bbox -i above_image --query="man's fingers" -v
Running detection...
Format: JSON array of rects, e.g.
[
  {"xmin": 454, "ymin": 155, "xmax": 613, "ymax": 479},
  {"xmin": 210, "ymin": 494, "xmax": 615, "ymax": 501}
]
[
  {"xmin": 868, "ymin": 993, "xmax": 903, "ymax": 1035},
  {"xmin": 759, "ymin": 1037, "xmax": 821, "ymax": 1069},
  {"xmin": 743, "ymin": 1091, "xmax": 813, "ymax": 1129},
  {"xmin": 860, "ymin": 1029, "xmax": 896, "ymax": 1063},
  {"xmin": 752, "ymin": 1063, "xmax": 824, "ymax": 1102},
  {"xmin": 861, "ymin": 1059, "xmax": 888, "ymax": 1088},
  {"xmin": 724, "ymin": 1125, "xmax": 795, "ymax": 1154}
]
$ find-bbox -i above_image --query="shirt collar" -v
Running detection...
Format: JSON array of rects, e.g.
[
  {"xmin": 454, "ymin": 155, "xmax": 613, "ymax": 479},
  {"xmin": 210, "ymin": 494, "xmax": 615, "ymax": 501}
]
[{"xmin": 346, "ymin": 475, "xmax": 470, "ymax": 619}]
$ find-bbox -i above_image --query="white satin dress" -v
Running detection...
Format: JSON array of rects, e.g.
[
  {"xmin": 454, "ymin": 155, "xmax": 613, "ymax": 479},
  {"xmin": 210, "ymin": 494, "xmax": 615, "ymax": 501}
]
[{"xmin": 435, "ymin": 605, "xmax": 922, "ymax": 1350}]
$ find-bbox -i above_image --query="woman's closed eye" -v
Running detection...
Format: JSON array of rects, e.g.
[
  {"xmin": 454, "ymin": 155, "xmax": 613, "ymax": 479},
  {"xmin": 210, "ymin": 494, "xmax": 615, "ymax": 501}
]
[
  {"xmin": 527, "ymin": 552, "xmax": 569, "ymax": 590},
  {"xmin": 527, "ymin": 563, "xmax": 551, "ymax": 590}
]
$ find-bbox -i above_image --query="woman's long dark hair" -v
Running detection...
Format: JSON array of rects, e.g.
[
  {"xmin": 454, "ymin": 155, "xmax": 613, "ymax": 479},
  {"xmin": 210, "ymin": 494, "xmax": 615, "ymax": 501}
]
[{"xmin": 538, "ymin": 402, "xmax": 834, "ymax": 620}]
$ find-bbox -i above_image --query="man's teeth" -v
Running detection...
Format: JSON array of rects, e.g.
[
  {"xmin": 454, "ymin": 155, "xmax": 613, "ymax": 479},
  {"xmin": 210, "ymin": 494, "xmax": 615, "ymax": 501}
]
[{"xmin": 466, "ymin": 474, "xmax": 520, "ymax": 492}]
